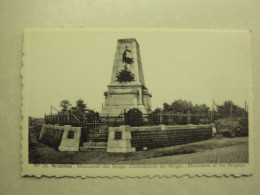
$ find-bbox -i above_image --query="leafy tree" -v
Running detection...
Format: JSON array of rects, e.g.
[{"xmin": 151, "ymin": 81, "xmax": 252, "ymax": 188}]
[
  {"xmin": 85, "ymin": 110, "xmax": 100, "ymax": 123},
  {"xmin": 76, "ymin": 99, "xmax": 87, "ymax": 111},
  {"xmin": 171, "ymin": 100, "xmax": 193, "ymax": 113},
  {"xmin": 70, "ymin": 99, "xmax": 87, "ymax": 121},
  {"xmin": 59, "ymin": 100, "xmax": 71, "ymax": 114},
  {"xmin": 162, "ymin": 100, "xmax": 210, "ymax": 114},
  {"xmin": 153, "ymin": 108, "xmax": 162, "ymax": 114},
  {"xmin": 125, "ymin": 108, "xmax": 143, "ymax": 126},
  {"xmin": 193, "ymin": 104, "xmax": 210, "ymax": 114},
  {"xmin": 56, "ymin": 99, "xmax": 100, "ymax": 124},
  {"xmin": 163, "ymin": 103, "xmax": 171, "ymax": 113},
  {"xmin": 216, "ymin": 100, "xmax": 244, "ymax": 118},
  {"xmin": 69, "ymin": 99, "xmax": 100, "ymax": 122}
]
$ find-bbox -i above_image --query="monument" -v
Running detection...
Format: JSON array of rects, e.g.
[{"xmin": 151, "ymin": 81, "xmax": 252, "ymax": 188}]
[{"xmin": 100, "ymin": 38, "xmax": 152, "ymax": 117}]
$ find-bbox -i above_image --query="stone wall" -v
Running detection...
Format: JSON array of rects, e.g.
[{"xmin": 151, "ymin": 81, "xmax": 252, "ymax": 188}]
[
  {"xmin": 107, "ymin": 124, "xmax": 215, "ymax": 153},
  {"xmin": 131, "ymin": 124, "xmax": 213, "ymax": 149},
  {"xmin": 39, "ymin": 124, "xmax": 81, "ymax": 151},
  {"xmin": 39, "ymin": 124, "xmax": 64, "ymax": 148}
]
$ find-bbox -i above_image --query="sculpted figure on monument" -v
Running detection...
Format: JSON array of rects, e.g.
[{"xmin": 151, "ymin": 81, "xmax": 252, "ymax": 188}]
[{"xmin": 122, "ymin": 45, "xmax": 134, "ymax": 65}]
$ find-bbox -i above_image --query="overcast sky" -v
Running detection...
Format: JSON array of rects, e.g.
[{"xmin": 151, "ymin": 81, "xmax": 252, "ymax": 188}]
[{"xmin": 23, "ymin": 29, "xmax": 252, "ymax": 117}]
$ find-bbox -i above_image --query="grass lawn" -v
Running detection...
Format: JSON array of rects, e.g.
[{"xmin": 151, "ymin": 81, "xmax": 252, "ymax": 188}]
[{"xmin": 29, "ymin": 136, "xmax": 248, "ymax": 164}]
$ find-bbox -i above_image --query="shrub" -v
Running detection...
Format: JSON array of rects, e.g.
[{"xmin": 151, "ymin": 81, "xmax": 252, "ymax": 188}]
[
  {"xmin": 125, "ymin": 108, "xmax": 143, "ymax": 126},
  {"xmin": 236, "ymin": 117, "xmax": 249, "ymax": 136}
]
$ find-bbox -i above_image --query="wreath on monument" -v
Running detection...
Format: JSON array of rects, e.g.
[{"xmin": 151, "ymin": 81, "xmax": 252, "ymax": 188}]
[{"xmin": 116, "ymin": 65, "xmax": 135, "ymax": 83}]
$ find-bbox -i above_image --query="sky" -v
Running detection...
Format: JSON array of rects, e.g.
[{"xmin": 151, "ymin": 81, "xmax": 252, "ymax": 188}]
[{"xmin": 23, "ymin": 29, "xmax": 252, "ymax": 117}]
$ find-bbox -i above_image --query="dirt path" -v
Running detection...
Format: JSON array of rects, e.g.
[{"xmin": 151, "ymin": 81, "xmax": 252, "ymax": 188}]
[{"xmin": 120, "ymin": 143, "xmax": 248, "ymax": 164}]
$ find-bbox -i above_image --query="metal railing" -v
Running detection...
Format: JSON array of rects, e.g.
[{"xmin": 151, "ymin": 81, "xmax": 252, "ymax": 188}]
[{"xmin": 45, "ymin": 112, "xmax": 211, "ymax": 127}]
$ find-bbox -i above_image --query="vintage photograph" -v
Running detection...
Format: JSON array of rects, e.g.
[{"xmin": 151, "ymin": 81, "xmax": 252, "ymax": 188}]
[{"xmin": 22, "ymin": 29, "xmax": 252, "ymax": 176}]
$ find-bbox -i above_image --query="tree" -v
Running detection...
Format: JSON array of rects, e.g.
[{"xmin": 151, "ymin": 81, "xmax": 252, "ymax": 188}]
[
  {"xmin": 193, "ymin": 104, "xmax": 210, "ymax": 114},
  {"xmin": 162, "ymin": 100, "xmax": 210, "ymax": 114},
  {"xmin": 216, "ymin": 100, "xmax": 244, "ymax": 118},
  {"xmin": 59, "ymin": 100, "xmax": 71, "ymax": 114},
  {"xmin": 70, "ymin": 99, "xmax": 87, "ymax": 121},
  {"xmin": 85, "ymin": 110, "xmax": 100, "ymax": 123},
  {"xmin": 57, "ymin": 99, "xmax": 100, "ymax": 123},
  {"xmin": 153, "ymin": 108, "xmax": 162, "ymax": 114},
  {"xmin": 125, "ymin": 108, "xmax": 143, "ymax": 126},
  {"xmin": 163, "ymin": 103, "xmax": 171, "ymax": 113},
  {"xmin": 171, "ymin": 100, "xmax": 193, "ymax": 113}
]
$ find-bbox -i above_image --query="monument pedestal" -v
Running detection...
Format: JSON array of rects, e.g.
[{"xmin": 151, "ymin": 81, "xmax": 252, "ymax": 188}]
[{"xmin": 101, "ymin": 84, "xmax": 151, "ymax": 117}]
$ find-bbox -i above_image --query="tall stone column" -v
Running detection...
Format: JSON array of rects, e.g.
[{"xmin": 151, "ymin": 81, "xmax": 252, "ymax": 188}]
[{"xmin": 100, "ymin": 38, "xmax": 152, "ymax": 117}]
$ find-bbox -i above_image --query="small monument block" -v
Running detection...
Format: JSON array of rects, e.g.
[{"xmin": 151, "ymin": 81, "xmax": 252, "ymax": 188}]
[
  {"xmin": 58, "ymin": 125, "xmax": 82, "ymax": 151},
  {"xmin": 107, "ymin": 125, "xmax": 136, "ymax": 153}
]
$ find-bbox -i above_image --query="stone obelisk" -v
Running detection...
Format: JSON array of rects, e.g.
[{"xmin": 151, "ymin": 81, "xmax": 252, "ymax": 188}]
[{"xmin": 100, "ymin": 38, "xmax": 152, "ymax": 117}]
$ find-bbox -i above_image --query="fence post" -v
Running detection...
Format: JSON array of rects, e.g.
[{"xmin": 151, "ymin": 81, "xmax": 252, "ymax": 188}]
[
  {"xmin": 124, "ymin": 109, "xmax": 126, "ymax": 125},
  {"xmin": 160, "ymin": 112, "xmax": 163, "ymax": 124},
  {"xmin": 178, "ymin": 112, "xmax": 181, "ymax": 125},
  {"xmin": 187, "ymin": 111, "xmax": 191, "ymax": 124},
  {"xmin": 82, "ymin": 113, "xmax": 85, "ymax": 141}
]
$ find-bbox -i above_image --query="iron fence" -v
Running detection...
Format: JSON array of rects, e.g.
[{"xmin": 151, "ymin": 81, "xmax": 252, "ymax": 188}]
[
  {"xmin": 45, "ymin": 114, "xmax": 81, "ymax": 126},
  {"xmin": 45, "ymin": 112, "xmax": 211, "ymax": 127}
]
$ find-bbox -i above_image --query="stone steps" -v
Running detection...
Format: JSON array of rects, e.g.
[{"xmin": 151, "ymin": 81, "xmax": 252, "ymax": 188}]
[
  {"xmin": 82, "ymin": 142, "xmax": 107, "ymax": 147},
  {"xmin": 80, "ymin": 142, "xmax": 107, "ymax": 151}
]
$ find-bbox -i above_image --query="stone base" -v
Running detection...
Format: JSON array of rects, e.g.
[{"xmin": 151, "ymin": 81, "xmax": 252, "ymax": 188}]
[
  {"xmin": 106, "ymin": 125, "xmax": 136, "ymax": 153},
  {"xmin": 100, "ymin": 84, "xmax": 151, "ymax": 117}
]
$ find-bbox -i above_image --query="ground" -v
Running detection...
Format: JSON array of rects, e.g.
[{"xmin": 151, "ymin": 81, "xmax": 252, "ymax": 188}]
[{"xmin": 29, "ymin": 136, "xmax": 248, "ymax": 164}]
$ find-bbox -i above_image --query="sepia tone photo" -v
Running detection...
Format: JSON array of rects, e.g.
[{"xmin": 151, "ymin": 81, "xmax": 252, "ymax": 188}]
[{"xmin": 22, "ymin": 29, "xmax": 253, "ymax": 176}]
